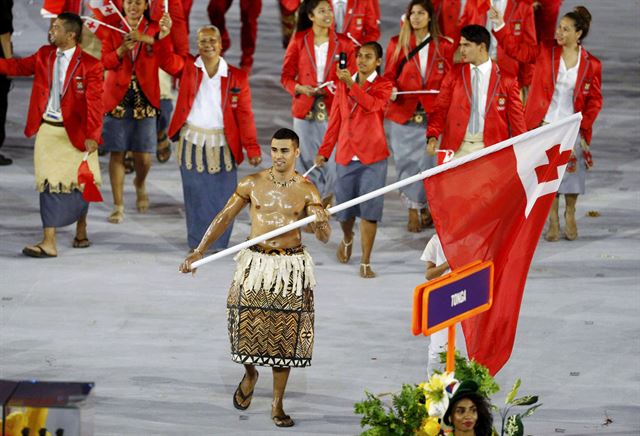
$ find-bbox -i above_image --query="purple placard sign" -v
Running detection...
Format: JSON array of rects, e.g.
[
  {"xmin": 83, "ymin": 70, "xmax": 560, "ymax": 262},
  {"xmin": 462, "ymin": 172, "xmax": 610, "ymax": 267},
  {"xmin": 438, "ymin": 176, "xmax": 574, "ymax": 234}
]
[{"xmin": 426, "ymin": 266, "xmax": 491, "ymax": 329}]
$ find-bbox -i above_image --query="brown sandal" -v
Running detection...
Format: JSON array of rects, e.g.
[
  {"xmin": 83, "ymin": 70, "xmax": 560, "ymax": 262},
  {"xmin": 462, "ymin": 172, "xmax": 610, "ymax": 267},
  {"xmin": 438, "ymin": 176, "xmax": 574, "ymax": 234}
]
[
  {"xmin": 336, "ymin": 238, "xmax": 353, "ymax": 263},
  {"xmin": 360, "ymin": 263, "xmax": 376, "ymax": 278},
  {"xmin": 232, "ymin": 372, "xmax": 258, "ymax": 410}
]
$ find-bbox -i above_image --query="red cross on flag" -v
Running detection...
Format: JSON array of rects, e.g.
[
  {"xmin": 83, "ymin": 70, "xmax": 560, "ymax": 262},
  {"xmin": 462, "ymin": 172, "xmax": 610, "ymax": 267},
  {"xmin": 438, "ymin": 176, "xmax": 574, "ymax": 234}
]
[{"xmin": 423, "ymin": 113, "xmax": 582, "ymax": 375}]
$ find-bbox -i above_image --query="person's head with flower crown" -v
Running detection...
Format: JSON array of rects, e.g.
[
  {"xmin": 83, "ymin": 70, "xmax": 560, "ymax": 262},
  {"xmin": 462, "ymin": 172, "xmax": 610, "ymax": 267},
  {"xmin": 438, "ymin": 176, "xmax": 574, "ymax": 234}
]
[{"xmin": 443, "ymin": 380, "xmax": 493, "ymax": 436}]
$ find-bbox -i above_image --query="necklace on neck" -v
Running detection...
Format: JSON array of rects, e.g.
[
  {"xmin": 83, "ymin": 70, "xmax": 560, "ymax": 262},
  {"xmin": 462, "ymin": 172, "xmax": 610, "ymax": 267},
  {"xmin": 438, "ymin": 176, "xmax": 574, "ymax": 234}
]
[{"xmin": 268, "ymin": 168, "xmax": 297, "ymax": 188}]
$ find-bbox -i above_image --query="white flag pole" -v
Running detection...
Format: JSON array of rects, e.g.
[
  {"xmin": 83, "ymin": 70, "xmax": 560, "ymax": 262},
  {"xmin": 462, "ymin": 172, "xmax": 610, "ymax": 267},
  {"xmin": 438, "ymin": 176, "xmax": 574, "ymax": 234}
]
[
  {"xmin": 82, "ymin": 16, "xmax": 128, "ymax": 34},
  {"xmin": 189, "ymin": 113, "xmax": 584, "ymax": 270},
  {"xmin": 302, "ymin": 164, "xmax": 317, "ymax": 178},
  {"xmin": 109, "ymin": 0, "xmax": 133, "ymax": 31},
  {"xmin": 394, "ymin": 90, "xmax": 440, "ymax": 95}
]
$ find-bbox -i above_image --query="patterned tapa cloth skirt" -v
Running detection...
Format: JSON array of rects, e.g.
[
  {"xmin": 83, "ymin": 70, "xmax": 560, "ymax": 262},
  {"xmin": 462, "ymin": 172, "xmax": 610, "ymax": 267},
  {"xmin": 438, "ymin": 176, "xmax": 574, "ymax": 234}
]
[
  {"xmin": 227, "ymin": 245, "xmax": 316, "ymax": 368},
  {"xmin": 34, "ymin": 122, "xmax": 101, "ymax": 227}
]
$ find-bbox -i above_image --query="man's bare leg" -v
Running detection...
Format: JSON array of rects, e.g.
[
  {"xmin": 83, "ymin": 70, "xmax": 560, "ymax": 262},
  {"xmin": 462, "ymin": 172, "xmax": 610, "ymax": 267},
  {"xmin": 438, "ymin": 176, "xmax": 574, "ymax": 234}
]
[
  {"xmin": 234, "ymin": 364, "xmax": 259, "ymax": 409},
  {"xmin": 108, "ymin": 151, "xmax": 125, "ymax": 223},
  {"xmin": 337, "ymin": 217, "xmax": 355, "ymax": 263},
  {"xmin": 133, "ymin": 152, "xmax": 152, "ymax": 213},
  {"xmin": 360, "ymin": 219, "xmax": 377, "ymax": 278},
  {"xmin": 23, "ymin": 227, "xmax": 57, "ymax": 257},
  {"xmin": 271, "ymin": 367, "xmax": 294, "ymax": 427},
  {"xmin": 407, "ymin": 208, "xmax": 421, "ymax": 232}
]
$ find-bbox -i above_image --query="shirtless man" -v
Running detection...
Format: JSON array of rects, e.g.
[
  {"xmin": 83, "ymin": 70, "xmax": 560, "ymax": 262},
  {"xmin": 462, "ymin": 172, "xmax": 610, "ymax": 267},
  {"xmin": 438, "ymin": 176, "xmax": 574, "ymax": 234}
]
[{"xmin": 179, "ymin": 127, "xmax": 330, "ymax": 428}]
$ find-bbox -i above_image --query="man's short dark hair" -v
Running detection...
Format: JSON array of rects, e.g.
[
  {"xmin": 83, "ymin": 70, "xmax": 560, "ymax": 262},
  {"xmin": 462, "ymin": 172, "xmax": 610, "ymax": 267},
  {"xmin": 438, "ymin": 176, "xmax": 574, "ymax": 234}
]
[
  {"xmin": 460, "ymin": 25, "xmax": 491, "ymax": 51},
  {"xmin": 58, "ymin": 12, "xmax": 83, "ymax": 43},
  {"xmin": 271, "ymin": 128, "xmax": 299, "ymax": 148}
]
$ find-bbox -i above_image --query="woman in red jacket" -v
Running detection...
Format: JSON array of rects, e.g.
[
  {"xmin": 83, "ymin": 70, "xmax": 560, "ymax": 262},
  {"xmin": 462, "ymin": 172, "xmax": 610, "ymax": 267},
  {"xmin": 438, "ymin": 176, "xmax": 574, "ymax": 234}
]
[
  {"xmin": 492, "ymin": 6, "xmax": 602, "ymax": 241},
  {"xmin": 100, "ymin": 0, "xmax": 173, "ymax": 223},
  {"xmin": 385, "ymin": 0, "xmax": 454, "ymax": 233},
  {"xmin": 281, "ymin": 0, "xmax": 355, "ymax": 207},
  {"xmin": 315, "ymin": 42, "xmax": 393, "ymax": 279}
]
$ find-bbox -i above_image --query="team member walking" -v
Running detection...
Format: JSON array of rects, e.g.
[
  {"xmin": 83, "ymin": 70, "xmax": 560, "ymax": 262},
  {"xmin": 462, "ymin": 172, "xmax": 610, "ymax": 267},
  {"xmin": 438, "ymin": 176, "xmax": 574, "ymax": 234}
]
[
  {"xmin": 315, "ymin": 42, "xmax": 392, "ymax": 278},
  {"xmin": 491, "ymin": 6, "xmax": 602, "ymax": 241},
  {"xmin": 0, "ymin": 13, "xmax": 103, "ymax": 257},
  {"xmin": 385, "ymin": 0, "xmax": 454, "ymax": 232},
  {"xmin": 331, "ymin": 0, "xmax": 380, "ymax": 46},
  {"xmin": 426, "ymin": 25, "xmax": 526, "ymax": 159},
  {"xmin": 281, "ymin": 0, "xmax": 355, "ymax": 208},
  {"xmin": 166, "ymin": 25, "xmax": 262, "ymax": 252},
  {"xmin": 100, "ymin": 0, "xmax": 173, "ymax": 224},
  {"xmin": 180, "ymin": 128, "xmax": 330, "ymax": 428}
]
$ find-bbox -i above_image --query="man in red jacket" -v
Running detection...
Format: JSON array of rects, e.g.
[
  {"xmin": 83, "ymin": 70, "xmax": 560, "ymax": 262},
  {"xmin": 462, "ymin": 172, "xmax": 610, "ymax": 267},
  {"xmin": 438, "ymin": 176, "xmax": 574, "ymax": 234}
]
[
  {"xmin": 0, "ymin": 13, "xmax": 103, "ymax": 257},
  {"xmin": 165, "ymin": 25, "xmax": 262, "ymax": 252},
  {"xmin": 331, "ymin": 0, "xmax": 380, "ymax": 46},
  {"xmin": 427, "ymin": 25, "xmax": 525, "ymax": 159}
]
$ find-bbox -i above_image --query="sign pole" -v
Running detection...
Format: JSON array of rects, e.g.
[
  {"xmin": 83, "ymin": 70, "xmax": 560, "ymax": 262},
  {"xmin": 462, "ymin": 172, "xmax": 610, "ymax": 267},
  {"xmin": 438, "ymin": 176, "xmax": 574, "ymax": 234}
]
[{"xmin": 446, "ymin": 325, "xmax": 456, "ymax": 372}]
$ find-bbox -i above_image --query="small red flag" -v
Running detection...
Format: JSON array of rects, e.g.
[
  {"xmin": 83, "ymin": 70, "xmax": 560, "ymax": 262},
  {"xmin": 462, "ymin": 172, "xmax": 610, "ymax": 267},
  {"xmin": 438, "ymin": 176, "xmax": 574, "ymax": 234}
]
[
  {"xmin": 423, "ymin": 114, "xmax": 582, "ymax": 374},
  {"xmin": 77, "ymin": 159, "xmax": 103, "ymax": 203}
]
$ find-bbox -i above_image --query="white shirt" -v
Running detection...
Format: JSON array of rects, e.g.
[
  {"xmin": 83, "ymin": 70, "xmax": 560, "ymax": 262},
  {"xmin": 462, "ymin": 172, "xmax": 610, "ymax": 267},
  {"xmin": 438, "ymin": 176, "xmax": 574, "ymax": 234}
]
[
  {"xmin": 468, "ymin": 58, "xmax": 492, "ymax": 134},
  {"xmin": 544, "ymin": 49, "xmax": 581, "ymax": 124},
  {"xmin": 486, "ymin": 0, "xmax": 507, "ymax": 60},
  {"xmin": 420, "ymin": 234, "xmax": 450, "ymax": 275},
  {"xmin": 186, "ymin": 56, "xmax": 228, "ymax": 130},
  {"xmin": 44, "ymin": 46, "xmax": 76, "ymax": 119},
  {"xmin": 315, "ymin": 41, "xmax": 329, "ymax": 84},
  {"xmin": 418, "ymin": 33, "xmax": 431, "ymax": 80}
]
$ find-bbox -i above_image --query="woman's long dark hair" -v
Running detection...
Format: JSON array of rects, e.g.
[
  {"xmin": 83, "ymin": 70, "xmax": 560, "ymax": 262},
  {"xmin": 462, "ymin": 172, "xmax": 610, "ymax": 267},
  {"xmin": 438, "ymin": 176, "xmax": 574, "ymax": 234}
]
[
  {"xmin": 445, "ymin": 392, "xmax": 494, "ymax": 436},
  {"xmin": 296, "ymin": 0, "xmax": 328, "ymax": 32},
  {"xmin": 392, "ymin": 0, "xmax": 441, "ymax": 64}
]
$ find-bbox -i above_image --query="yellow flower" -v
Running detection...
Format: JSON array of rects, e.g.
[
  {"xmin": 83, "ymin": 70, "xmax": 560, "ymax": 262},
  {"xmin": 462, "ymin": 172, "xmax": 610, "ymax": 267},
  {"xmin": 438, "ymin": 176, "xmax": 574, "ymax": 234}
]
[{"xmin": 416, "ymin": 417, "xmax": 441, "ymax": 436}]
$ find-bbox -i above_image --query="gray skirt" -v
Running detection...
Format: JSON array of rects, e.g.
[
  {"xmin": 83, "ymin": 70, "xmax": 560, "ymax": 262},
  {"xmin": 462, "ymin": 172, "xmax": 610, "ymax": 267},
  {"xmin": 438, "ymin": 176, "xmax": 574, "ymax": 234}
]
[
  {"xmin": 388, "ymin": 120, "xmax": 435, "ymax": 209},
  {"xmin": 102, "ymin": 114, "xmax": 157, "ymax": 153},
  {"xmin": 558, "ymin": 140, "xmax": 587, "ymax": 195},
  {"xmin": 40, "ymin": 186, "xmax": 88, "ymax": 228},
  {"xmin": 293, "ymin": 117, "xmax": 335, "ymax": 198}
]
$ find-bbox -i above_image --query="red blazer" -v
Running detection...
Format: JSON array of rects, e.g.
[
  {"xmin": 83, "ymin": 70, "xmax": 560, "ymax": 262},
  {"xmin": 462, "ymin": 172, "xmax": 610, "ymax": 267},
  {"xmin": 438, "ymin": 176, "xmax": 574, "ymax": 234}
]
[
  {"xmin": 427, "ymin": 62, "xmax": 526, "ymax": 151},
  {"xmin": 281, "ymin": 29, "xmax": 356, "ymax": 119},
  {"xmin": 433, "ymin": 0, "xmax": 462, "ymax": 40},
  {"xmin": 167, "ymin": 55, "xmax": 261, "ymax": 164},
  {"xmin": 101, "ymin": 18, "xmax": 174, "ymax": 112},
  {"xmin": 0, "ymin": 45, "xmax": 103, "ymax": 151},
  {"xmin": 459, "ymin": 0, "xmax": 536, "ymax": 84},
  {"xmin": 331, "ymin": 0, "xmax": 380, "ymax": 45},
  {"xmin": 318, "ymin": 74, "xmax": 393, "ymax": 165},
  {"xmin": 494, "ymin": 26, "xmax": 603, "ymax": 144},
  {"xmin": 384, "ymin": 34, "xmax": 454, "ymax": 124}
]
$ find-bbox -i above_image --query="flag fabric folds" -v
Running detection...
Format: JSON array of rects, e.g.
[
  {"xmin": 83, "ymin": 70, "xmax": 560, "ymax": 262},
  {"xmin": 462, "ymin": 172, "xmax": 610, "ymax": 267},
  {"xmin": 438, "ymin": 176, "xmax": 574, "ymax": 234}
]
[
  {"xmin": 423, "ymin": 113, "xmax": 582, "ymax": 374},
  {"xmin": 77, "ymin": 159, "xmax": 103, "ymax": 203}
]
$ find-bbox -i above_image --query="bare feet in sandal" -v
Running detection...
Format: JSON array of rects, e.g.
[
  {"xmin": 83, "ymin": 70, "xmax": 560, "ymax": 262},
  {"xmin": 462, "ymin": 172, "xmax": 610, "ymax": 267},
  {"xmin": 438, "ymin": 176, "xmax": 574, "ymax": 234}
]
[
  {"xmin": 336, "ymin": 238, "xmax": 353, "ymax": 263},
  {"xmin": 108, "ymin": 205, "xmax": 125, "ymax": 224},
  {"xmin": 360, "ymin": 263, "xmax": 376, "ymax": 278},
  {"xmin": 134, "ymin": 179, "xmax": 149, "ymax": 213},
  {"xmin": 407, "ymin": 208, "xmax": 422, "ymax": 233}
]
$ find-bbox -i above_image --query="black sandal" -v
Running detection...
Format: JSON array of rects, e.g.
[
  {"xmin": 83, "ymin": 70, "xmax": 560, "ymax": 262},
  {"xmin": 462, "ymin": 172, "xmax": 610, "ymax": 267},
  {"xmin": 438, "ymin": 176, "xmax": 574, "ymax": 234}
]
[
  {"xmin": 272, "ymin": 414, "xmax": 295, "ymax": 427},
  {"xmin": 232, "ymin": 372, "xmax": 258, "ymax": 410}
]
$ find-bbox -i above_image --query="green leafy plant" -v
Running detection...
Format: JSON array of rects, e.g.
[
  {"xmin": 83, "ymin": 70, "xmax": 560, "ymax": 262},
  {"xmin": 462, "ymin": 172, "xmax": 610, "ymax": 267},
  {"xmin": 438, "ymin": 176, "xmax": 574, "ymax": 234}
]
[
  {"xmin": 354, "ymin": 354, "xmax": 541, "ymax": 436},
  {"xmin": 354, "ymin": 384, "xmax": 428, "ymax": 436},
  {"xmin": 498, "ymin": 379, "xmax": 542, "ymax": 436}
]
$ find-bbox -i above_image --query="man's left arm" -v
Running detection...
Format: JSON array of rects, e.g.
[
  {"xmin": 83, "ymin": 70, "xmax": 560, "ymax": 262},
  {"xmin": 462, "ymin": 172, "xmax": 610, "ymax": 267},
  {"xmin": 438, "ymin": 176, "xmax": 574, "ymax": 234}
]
[
  {"xmin": 305, "ymin": 186, "xmax": 331, "ymax": 243},
  {"xmin": 84, "ymin": 60, "xmax": 104, "ymax": 152}
]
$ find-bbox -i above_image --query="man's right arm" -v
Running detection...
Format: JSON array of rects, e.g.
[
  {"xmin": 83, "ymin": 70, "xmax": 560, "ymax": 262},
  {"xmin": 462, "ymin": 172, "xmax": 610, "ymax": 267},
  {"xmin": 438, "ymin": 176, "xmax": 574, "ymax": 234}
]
[{"xmin": 179, "ymin": 177, "xmax": 252, "ymax": 273}]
